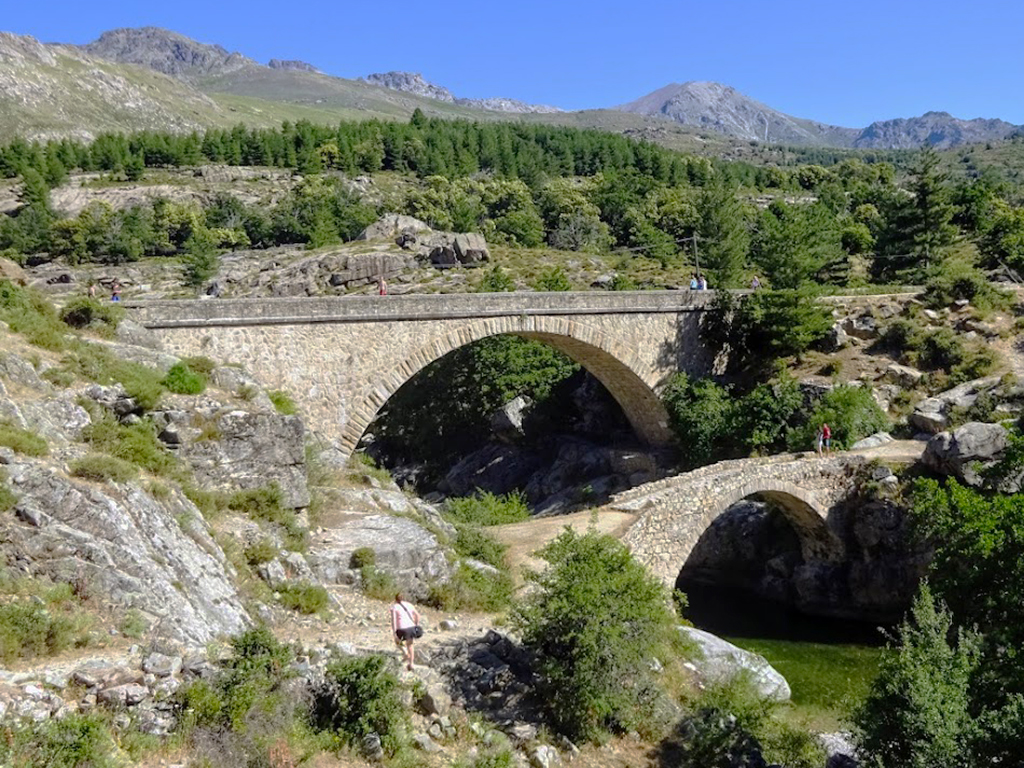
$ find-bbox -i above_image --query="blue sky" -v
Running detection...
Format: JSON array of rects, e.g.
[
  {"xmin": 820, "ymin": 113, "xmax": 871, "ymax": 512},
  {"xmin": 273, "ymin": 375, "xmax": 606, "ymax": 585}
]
[{"xmin": 7, "ymin": 0, "xmax": 1022, "ymax": 128}]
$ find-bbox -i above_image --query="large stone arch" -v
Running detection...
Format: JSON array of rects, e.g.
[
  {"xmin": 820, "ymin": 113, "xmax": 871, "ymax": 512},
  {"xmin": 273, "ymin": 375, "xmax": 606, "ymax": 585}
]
[{"xmin": 340, "ymin": 314, "xmax": 673, "ymax": 456}]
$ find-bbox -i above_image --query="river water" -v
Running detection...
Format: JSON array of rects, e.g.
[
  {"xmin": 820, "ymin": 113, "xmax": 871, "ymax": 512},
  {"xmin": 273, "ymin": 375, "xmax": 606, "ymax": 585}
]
[{"xmin": 681, "ymin": 581, "xmax": 889, "ymax": 728}]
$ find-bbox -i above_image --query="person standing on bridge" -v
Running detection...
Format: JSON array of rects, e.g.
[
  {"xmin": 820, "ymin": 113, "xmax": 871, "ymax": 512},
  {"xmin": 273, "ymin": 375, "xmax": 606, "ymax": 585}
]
[
  {"xmin": 697, "ymin": 274, "xmax": 708, "ymax": 290},
  {"xmin": 817, "ymin": 422, "xmax": 832, "ymax": 457},
  {"xmin": 377, "ymin": 275, "xmax": 388, "ymax": 296}
]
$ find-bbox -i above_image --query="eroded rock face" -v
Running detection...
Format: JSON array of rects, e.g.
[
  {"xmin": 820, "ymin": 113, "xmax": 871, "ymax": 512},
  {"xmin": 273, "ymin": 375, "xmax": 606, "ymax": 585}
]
[
  {"xmin": 1, "ymin": 463, "xmax": 249, "ymax": 647},
  {"xmin": 305, "ymin": 514, "xmax": 449, "ymax": 599},
  {"xmin": 177, "ymin": 410, "xmax": 310, "ymax": 508},
  {"xmin": 910, "ymin": 376, "xmax": 1002, "ymax": 434},
  {"xmin": 678, "ymin": 626, "xmax": 791, "ymax": 701}
]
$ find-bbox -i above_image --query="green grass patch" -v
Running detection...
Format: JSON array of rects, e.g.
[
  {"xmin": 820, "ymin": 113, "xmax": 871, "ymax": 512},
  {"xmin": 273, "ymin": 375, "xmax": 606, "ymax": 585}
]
[
  {"xmin": 81, "ymin": 417, "xmax": 177, "ymax": 476},
  {"xmin": 70, "ymin": 454, "xmax": 139, "ymax": 483},
  {"xmin": 228, "ymin": 484, "xmax": 306, "ymax": 549},
  {"xmin": 182, "ymin": 355, "xmax": 218, "ymax": 377},
  {"xmin": 0, "ymin": 280, "xmax": 69, "ymax": 352},
  {"xmin": 244, "ymin": 538, "xmax": 279, "ymax": 567},
  {"xmin": 445, "ymin": 490, "xmax": 530, "ymax": 526},
  {"xmin": 348, "ymin": 451, "xmax": 393, "ymax": 486},
  {"xmin": 57, "ymin": 342, "xmax": 164, "ymax": 410},
  {"xmin": 267, "ymin": 389, "xmax": 297, "ymax": 415},
  {"xmin": 360, "ymin": 565, "xmax": 398, "ymax": 601},
  {"xmin": 727, "ymin": 637, "xmax": 886, "ymax": 731},
  {"xmin": 0, "ymin": 421, "xmax": 48, "ymax": 457},
  {"xmin": 0, "ymin": 712, "xmax": 117, "ymax": 768}
]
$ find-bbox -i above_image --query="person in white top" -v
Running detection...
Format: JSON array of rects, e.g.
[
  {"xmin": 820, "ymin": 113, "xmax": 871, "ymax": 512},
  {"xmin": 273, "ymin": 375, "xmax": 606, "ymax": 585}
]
[{"xmin": 390, "ymin": 593, "xmax": 421, "ymax": 670}]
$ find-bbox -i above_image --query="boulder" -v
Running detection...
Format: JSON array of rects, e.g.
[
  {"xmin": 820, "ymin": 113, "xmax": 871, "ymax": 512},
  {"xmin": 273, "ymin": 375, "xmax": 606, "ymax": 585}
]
[
  {"xmin": 0, "ymin": 258, "xmax": 27, "ymax": 285},
  {"xmin": 453, "ymin": 233, "xmax": 490, "ymax": 264},
  {"xmin": 490, "ymin": 395, "xmax": 532, "ymax": 442},
  {"xmin": 441, "ymin": 443, "xmax": 545, "ymax": 497},
  {"xmin": 305, "ymin": 515, "xmax": 449, "ymax": 599},
  {"xmin": 850, "ymin": 432, "xmax": 894, "ymax": 450},
  {"xmin": 819, "ymin": 322, "xmax": 850, "ymax": 352},
  {"xmin": 885, "ymin": 363, "xmax": 924, "ymax": 388},
  {"xmin": 924, "ymin": 422, "xmax": 1021, "ymax": 491},
  {"xmin": 179, "ymin": 410, "xmax": 310, "ymax": 508},
  {"xmin": 357, "ymin": 214, "xmax": 431, "ymax": 241},
  {"xmin": 841, "ymin": 313, "xmax": 878, "ymax": 340},
  {"xmin": 910, "ymin": 376, "xmax": 1002, "ymax": 434},
  {"xmin": 142, "ymin": 653, "xmax": 182, "ymax": 678},
  {"xmin": 678, "ymin": 626, "xmax": 791, "ymax": 701},
  {"xmin": 115, "ymin": 319, "xmax": 164, "ymax": 351}
]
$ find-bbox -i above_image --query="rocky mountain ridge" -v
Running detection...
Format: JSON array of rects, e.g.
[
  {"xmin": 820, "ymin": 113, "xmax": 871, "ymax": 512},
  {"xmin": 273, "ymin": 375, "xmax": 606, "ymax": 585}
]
[
  {"xmin": 364, "ymin": 70, "xmax": 564, "ymax": 114},
  {"xmin": 619, "ymin": 80, "xmax": 1022, "ymax": 148}
]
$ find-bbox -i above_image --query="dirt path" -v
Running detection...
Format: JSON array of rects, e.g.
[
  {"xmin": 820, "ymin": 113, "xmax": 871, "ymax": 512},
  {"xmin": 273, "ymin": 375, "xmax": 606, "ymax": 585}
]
[{"xmin": 489, "ymin": 510, "xmax": 637, "ymax": 582}]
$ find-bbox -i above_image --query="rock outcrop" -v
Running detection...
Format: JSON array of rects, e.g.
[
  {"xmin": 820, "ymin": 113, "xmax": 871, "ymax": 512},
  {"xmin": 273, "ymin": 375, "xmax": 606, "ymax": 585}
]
[
  {"xmin": 678, "ymin": 627, "xmax": 791, "ymax": 701},
  {"xmin": 910, "ymin": 376, "xmax": 1002, "ymax": 434},
  {"xmin": 924, "ymin": 421, "xmax": 1022, "ymax": 492}
]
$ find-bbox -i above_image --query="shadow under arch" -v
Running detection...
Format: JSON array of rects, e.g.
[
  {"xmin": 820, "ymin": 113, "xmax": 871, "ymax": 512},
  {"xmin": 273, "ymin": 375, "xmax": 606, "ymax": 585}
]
[
  {"xmin": 699, "ymin": 480, "xmax": 845, "ymax": 565},
  {"xmin": 340, "ymin": 315, "xmax": 674, "ymax": 457}
]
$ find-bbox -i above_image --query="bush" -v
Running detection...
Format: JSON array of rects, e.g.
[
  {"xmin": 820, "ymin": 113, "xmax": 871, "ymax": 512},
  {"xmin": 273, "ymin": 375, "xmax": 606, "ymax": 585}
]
[
  {"xmin": 360, "ymin": 565, "xmax": 398, "ymax": 601},
  {"xmin": 454, "ymin": 526, "xmax": 509, "ymax": 569},
  {"xmin": 267, "ymin": 390, "xmax": 297, "ymax": 415},
  {"xmin": 667, "ymin": 676, "xmax": 824, "ymax": 768},
  {"xmin": 81, "ymin": 417, "xmax": 176, "ymax": 475},
  {"xmin": 513, "ymin": 528, "xmax": 677, "ymax": 742},
  {"xmin": 923, "ymin": 252, "xmax": 1011, "ymax": 312},
  {"xmin": 0, "ymin": 421, "xmax": 48, "ymax": 456},
  {"xmin": 277, "ymin": 581, "xmax": 330, "ymax": 614},
  {"xmin": 786, "ymin": 384, "xmax": 889, "ymax": 452},
  {"xmin": 662, "ymin": 373, "xmax": 733, "ymax": 468},
  {"xmin": 0, "ymin": 600, "xmax": 77, "ymax": 663},
  {"xmin": 119, "ymin": 608, "xmax": 148, "ymax": 639},
  {"xmin": 0, "ymin": 280, "xmax": 69, "ymax": 352},
  {"xmin": 426, "ymin": 562, "xmax": 514, "ymax": 612},
  {"xmin": 349, "ymin": 547, "xmax": 376, "ymax": 569},
  {"xmin": 244, "ymin": 538, "xmax": 279, "ymax": 566},
  {"xmin": 854, "ymin": 584, "xmax": 979, "ymax": 768},
  {"xmin": 309, "ymin": 654, "xmax": 409, "ymax": 755},
  {"xmin": 182, "ymin": 355, "xmax": 218, "ymax": 377},
  {"xmin": 58, "ymin": 342, "xmax": 164, "ymax": 410},
  {"xmin": 70, "ymin": 454, "xmax": 139, "ymax": 483},
  {"xmin": 445, "ymin": 490, "xmax": 531, "ymax": 526},
  {"xmin": 534, "ymin": 265, "xmax": 573, "ymax": 292},
  {"xmin": 162, "ymin": 362, "xmax": 206, "ymax": 395},
  {"xmin": 0, "ymin": 481, "xmax": 17, "ymax": 512},
  {"xmin": 59, "ymin": 297, "xmax": 123, "ymax": 333},
  {"xmin": 0, "ymin": 712, "xmax": 116, "ymax": 768}
]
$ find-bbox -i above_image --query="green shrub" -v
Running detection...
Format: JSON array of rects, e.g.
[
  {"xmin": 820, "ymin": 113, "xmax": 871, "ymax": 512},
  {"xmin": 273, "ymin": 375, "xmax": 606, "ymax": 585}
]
[
  {"xmin": 176, "ymin": 679, "xmax": 224, "ymax": 728},
  {"xmin": 278, "ymin": 581, "xmax": 330, "ymax": 614},
  {"xmin": 309, "ymin": 654, "xmax": 410, "ymax": 755},
  {"xmin": 454, "ymin": 526, "xmax": 509, "ymax": 569},
  {"xmin": 923, "ymin": 253, "xmax": 1011, "ymax": 312},
  {"xmin": 360, "ymin": 565, "xmax": 398, "ymax": 601},
  {"xmin": 662, "ymin": 373, "xmax": 733, "ymax": 469},
  {"xmin": 350, "ymin": 546, "xmax": 376, "ymax": 569},
  {"xmin": 786, "ymin": 384, "xmax": 889, "ymax": 452},
  {"xmin": 70, "ymin": 454, "xmax": 139, "ymax": 483},
  {"xmin": 0, "ymin": 482, "xmax": 17, "ymax": 512},
  {"xmin": 58, "ymin": 342, "xmax": 164, "ymax": 410},
  {"xmin": 119, "ymin": 608, "xmax": 148, "ymax": 640},
  {"xmin": 513, "ymin": 528, "xmax": 678, "ymax": 742},
  {"xmin": 41, "ymin": 367, "xmax": 76, "ymax": 388},
  {"xmin": 445, "ymin": 490, "xmax": 531, "ymax": 526},
  {"xmin": 668, "ymin": 675, "xmax": 824, "ymax": 768},
  {"xmin": 228, "ymin": 483, "xmax": 286, "ymax": 523},
  {"xmin": 162, "ymin": 362, "xmax": 206, "ymax": 395},
  {"xmin": 267, "ymin": 389, "xmax": 297, "ymax": 415},
  {"xmin": 244, "ymin": 538, "xmax": 279, "ymax": 566},
  {"xmin": 0, "ymin": 280, "xmax": 69, "ymax": 352},
  {"xmin": 59, "ymin": 297, "xmax": 124, "ymax": 333},
  {"xmin": 477, "ymin": 265, "xmax": 516, "ymax": 293},
  {"xmin": 182, "ymin": 483, "xmax": 230, "ymax": 519},
  {"xmin": 0, "ymin": 712, "xmax": 117, "ymax": 768},
  {"xmin": 349, "ymin": 451, "xmax": 393, "ymax": 486},
  {"xmin": 470, "ymin": 750, "xmax": 516, "ymax": 768},
  {"xmin": 854, "ymin": 584, "xmax": 979, "ymax": 768},
  {"xmin": 81, "ymin": 417, "xmax": 176, "ymax": 475},
  {"xmin": 0, "ymin": 600, "xmax": 77, "ymax": 663},
  {"xmin": 0, "ymin": 421, "xmax": 48, "ymax": 456},
  {"xmin": 182, "ymin": 355, "xmax": 218, "ymax": 377},
  {"xmin": 534, "ymin": 265, "xmax": 573, "ymax": 292},
  {"xmin": 426, "ymin": 562, "xmax": 514, "ymax": 612}
]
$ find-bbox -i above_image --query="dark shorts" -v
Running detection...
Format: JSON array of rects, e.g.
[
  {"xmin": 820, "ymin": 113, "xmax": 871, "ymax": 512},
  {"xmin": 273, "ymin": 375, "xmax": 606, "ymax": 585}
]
[{"xmin": 396, "ymin": 627, "xmax": 417, "ymax": 642}]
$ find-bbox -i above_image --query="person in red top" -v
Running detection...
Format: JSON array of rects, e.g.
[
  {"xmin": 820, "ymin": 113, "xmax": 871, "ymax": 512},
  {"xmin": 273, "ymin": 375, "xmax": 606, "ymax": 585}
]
[{"xmin": 821, "ymin": 423, "xmax": 832, "ymax": 457}]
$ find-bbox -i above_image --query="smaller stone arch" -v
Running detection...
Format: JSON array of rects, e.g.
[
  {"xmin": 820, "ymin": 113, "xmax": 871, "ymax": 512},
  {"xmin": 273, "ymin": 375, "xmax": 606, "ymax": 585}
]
[
  {"xmin": 340, "ymin": 314, "xmax": 674, "ymax": 457},
  {"xmin": 709, "ymin": 479, "xmax": 845, "ymax": 564}
]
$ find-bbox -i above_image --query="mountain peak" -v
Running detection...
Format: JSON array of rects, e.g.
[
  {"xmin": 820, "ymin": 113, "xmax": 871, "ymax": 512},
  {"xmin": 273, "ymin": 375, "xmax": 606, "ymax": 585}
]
[
  {"xmin": 362, "ymin": 71, "xmax": 455, "ymax": 102},
  {"xmin": 79, "ymin": 26, "xmax": 256, "ymax": 80}
]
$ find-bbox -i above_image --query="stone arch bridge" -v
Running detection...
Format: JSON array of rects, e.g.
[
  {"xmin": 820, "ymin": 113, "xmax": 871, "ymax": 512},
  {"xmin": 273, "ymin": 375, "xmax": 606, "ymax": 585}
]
[
  {"xmin": 129, "ymin": 291, "xmax": 719, "ymax": 459},
  {"xmin": 605, "ymin": 449, "xmax": 921, "ymax": 588}
]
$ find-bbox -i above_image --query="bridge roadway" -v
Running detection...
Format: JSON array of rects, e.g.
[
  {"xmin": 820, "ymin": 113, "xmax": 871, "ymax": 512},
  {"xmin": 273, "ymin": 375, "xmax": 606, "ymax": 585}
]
[{"xmin": 129, "ymin": 291, "xmax": 720, "ymax": 458}]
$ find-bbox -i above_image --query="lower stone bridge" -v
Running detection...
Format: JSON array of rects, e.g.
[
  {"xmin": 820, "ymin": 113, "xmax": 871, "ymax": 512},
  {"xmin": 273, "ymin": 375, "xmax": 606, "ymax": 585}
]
[{"xmin": 606, "ymin": 445, "xmax": 923, "ymax": 588}]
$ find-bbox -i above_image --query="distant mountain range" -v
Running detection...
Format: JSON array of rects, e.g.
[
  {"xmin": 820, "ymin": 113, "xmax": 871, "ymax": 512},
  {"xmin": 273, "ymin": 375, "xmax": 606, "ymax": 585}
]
[{"xmin": 0, "ymin": 26, "xmax": 1019, "ymax": 152}]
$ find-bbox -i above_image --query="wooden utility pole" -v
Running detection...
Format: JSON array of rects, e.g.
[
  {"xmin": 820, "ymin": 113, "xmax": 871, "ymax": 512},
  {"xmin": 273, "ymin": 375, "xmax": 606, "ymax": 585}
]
[{"xmin": 692, "ymin": 233, "xmax": 700, "ymax": 277}]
